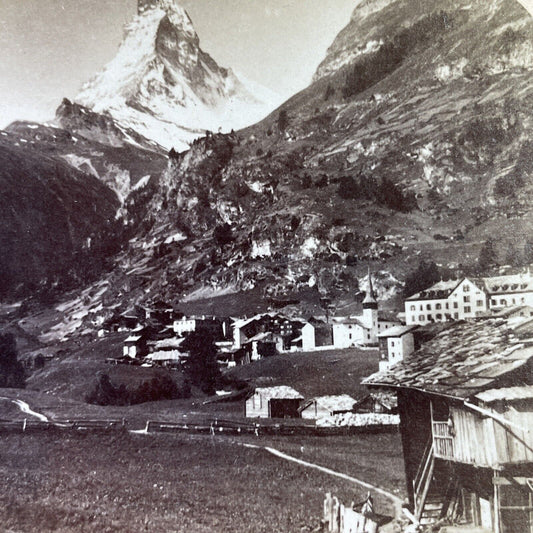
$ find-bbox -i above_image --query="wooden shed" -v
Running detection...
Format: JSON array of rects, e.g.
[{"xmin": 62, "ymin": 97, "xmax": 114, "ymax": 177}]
[
  {"xmin": 299, "ymin": 395, "xmax": 356, "ymax": 420},
  {"xmin": 245, "ymin": 386, "xmax": 303, "ymax": 419},
  {"xmin": 364, "ymin": 317, "xmax": 533, "ymax": 533}
]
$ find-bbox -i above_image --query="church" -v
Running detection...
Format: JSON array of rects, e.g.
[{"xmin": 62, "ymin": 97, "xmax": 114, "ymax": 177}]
[{"xmin": 331, "ymin": 273, "xmax": 399, "ymax": 348}]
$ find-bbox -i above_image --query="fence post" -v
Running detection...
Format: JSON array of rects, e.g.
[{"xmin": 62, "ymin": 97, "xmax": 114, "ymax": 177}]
[{"xmin": 324, "ymin": 493, "xmax": 333, "ymax": 532}]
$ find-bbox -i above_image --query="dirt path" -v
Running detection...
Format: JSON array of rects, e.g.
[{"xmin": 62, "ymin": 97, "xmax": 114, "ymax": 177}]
[
  {"xmin": 241, "ymin": 442, "xmax": 403, "ymax": 516},
  {"xmin": 0, "ymin": 397, "xmax": 49, "ymax": 422}
]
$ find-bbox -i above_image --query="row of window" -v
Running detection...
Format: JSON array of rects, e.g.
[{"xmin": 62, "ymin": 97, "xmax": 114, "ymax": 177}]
[
  {"xmin": 410, "ymin": 299, "xmax": 485, "ymax": 311},
  {"xmin": 413, "ymin": 313, "xmax": 460, "ymax": 322}
]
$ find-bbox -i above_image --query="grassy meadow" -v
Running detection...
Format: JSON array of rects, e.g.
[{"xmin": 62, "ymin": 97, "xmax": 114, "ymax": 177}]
[{"xmin": 0, "ymin": 429, "xmax": 404, "ymax": 533}]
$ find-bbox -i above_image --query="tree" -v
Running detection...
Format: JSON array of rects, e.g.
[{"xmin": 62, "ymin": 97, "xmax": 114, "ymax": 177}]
[
  {"xmin": 0, "ymin": 333, "xmax": 25, "ymax": 388},
  {"xmin": 277, "ymin": 110, "xmax": 289, "ymax": 132},
  {"xmin": 213, "ymin": 223, "xmax": 234, "ymax": 247},
  {"xmin": 403, "ymin": 260, "xmax": 441, "ymax": 298},
  {"xmin": 181, "ymin": 332, "xmax": 220, "ymax": 395},
  {"xmin": 477, "ymin": 239, "xmax": 498, "ymax": 272}
]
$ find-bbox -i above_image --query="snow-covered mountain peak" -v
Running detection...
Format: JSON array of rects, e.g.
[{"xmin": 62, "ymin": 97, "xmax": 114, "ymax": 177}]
[{"xmin": 76, "ymin": 1, "xmax": 281, "ymax": 150}]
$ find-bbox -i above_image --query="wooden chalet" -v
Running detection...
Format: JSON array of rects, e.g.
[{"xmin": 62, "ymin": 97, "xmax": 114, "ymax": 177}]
[
  {"xmin": 245, "ymin": 386, "xmax": 304, "ymax": 419},
  {"xmin": 363, "ymin": 317, "xmax": 533, "ymax": 532}
]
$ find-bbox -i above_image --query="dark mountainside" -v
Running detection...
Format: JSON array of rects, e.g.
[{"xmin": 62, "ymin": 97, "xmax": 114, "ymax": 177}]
[
  {"xmin": 0, "ymin": 102, "xmax": 167, "ymax": 300},
  {"xmin": 1, "ymin": 0, "xmax": 533, "ymax": 328}
]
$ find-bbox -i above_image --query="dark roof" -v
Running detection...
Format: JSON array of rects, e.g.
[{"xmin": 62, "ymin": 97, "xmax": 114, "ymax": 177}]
[{"xmin": 363, "ymin": 318, "xmax": 533, "ymax": 399}]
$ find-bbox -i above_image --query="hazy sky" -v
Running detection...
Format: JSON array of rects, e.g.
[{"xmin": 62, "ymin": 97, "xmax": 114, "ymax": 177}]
[{"xmin": 0, "ymin": 0, "xmax": 358, "ymax": 127}]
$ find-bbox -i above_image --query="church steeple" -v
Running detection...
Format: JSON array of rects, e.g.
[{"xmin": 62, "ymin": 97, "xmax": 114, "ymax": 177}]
[
  {"xmin": 363, "ymin": 269, "xmax": 378, "ymax": 310},
  {"xmin": 362, "ymin": 269, "xmax": 379, "ymax": 343}
]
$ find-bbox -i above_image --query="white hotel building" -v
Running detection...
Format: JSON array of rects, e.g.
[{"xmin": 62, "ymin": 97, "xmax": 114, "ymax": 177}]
[{"xmin": 405, "ymin": 270, "xmax": 533, "ymax": 325}]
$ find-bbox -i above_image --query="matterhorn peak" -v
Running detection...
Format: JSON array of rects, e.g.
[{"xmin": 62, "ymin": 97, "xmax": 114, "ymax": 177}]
[{"xmin": 76, "ymin": 0, "xmax": 280, "ymax": 150}]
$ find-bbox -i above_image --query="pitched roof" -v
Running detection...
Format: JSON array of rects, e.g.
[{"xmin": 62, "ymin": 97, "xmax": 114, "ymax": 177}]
[
  {"xmin": 254, "ymin": 386, "xmax": 303, "ymax": 400},
  {"xmin": 405, "ymin": 279, "xmax": 462, "ymax": 301},
  {"xmin": 300, "ymin": 395, "xmax": 356, "ymax": 413},
  {"xmin": 378, "ymin": 325, "xmax": 418, "ymax": 338},
  {"xmin": 475, "ymin": 386, "xmax": 533, "ymax": 404},
  {"xmin": 363, "ymin": 318, "xmax": 533, "ymax": 399},
  {"xmin": 482, "ymin": 272, "xmax": 533, "ymax": 295}
]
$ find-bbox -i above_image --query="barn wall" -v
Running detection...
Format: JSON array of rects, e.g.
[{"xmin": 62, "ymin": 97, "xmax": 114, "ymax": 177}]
[
  {"xmin": 300, "ymin": 403, "xmax": 330, "ymax": 420},
  {"xmin": 397, "ymin": 389, "xmax": 433, "ymax": 506},
  {"xmin": 449, "ymin": 404, "xmax": 533, "ymax": 467},
  {"xmin": 245, "ymin": 392, "xmax": 270, "ymax": 418}
]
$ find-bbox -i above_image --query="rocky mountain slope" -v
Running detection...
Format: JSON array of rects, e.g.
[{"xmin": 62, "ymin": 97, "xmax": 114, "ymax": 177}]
[
  {"xmin": 82, "ymin": 0, "xmax": 533, "ymax": 313},
  {"xmin": 4, "ymin": 0, "xmax": 533, "ymax": 336},
  {"xmin": 76, "ymin": 0, "xmax": 280, "ymax": 151}
]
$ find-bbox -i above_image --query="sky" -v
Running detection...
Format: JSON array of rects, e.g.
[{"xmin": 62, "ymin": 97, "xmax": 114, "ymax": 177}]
[{"xmin": 0, "ymin": 0, "xmax": 358, "ymax": 127}]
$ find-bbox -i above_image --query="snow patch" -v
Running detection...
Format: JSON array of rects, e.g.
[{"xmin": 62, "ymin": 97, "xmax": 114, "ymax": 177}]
[
  {"xmin": 164, "ymin": 231, "xmax": 187, "ymax": 244},
  {"xmin": 251, "ymin": 240, "xmax": 271, "ymax": 258},
  {"xmin": 301, "ymin": 237, "xmax": 319, "ymax": 258},
  {"xmin": 132, "ymin": 174, "xmax": 151, "ymax": 191}
]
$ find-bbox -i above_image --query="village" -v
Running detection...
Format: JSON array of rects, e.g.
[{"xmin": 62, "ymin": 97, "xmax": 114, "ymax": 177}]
[{"xmin": 80, "ymin": 267, "xmax": 533, "ymax": 533}]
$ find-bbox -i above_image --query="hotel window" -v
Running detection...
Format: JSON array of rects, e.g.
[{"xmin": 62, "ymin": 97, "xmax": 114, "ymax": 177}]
[
  {"xmin": 426, "ymin": 304, "xmax": 431, "ymax": 310},
  {"xmin": 464, "ymin": 306, "xmax": 471, "ymax": 313},
  {"xmin": 419, "ymin": 315, "xmax": 424, "ymax": 321},
  {"xmin": 436, "ymin": 313, "xmax": 442, "ymax": 320},
  {"xmin": 476, "ymin": 300, "xmax": 484, "ymax": 307},
  {"xmin": 463, "ymin": 295, "xmax": 470, "ymax": 303},
  {"xmin": 500, "ymin": 299, "xmax": 506, "ymax": 306},
  {"xmin": 491, "ymin": 299, "xmax": 497, "ymax": 306},
  {"xmin": 453, "ymin": 302, "xmax": 458, "ymax": 309},
  {"xmin": 436, "ymin": 303, "xmax": 442, "ymax": 310},
  {"xmin": 463, "ymin": 285, "xmax": 470, "ymax": 292},
  {"xmin": 410, "ymin": 305, "xmax": 416, "ymax": 311},
  {"xmin": 445, "ymin": 303, "xmax": 449, "ymax": 309},
  {"xmin": 454, "ymin": 313, "xmax": 459, "ymax": 318}
]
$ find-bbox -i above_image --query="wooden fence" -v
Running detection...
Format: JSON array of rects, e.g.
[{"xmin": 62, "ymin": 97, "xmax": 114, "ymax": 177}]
[{"xmin": 323, "ymin": 493, "xmax": 380, "ymax": 533}]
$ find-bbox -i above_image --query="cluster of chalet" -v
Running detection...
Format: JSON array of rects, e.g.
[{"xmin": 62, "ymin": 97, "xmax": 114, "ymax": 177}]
[
  {"xmin": 405, "ymin": 270, "xmax": 533, "ymax": 325},
  {"xmin": 114, "ymin": 275, "xmax": 401, "ymax": 367},
  {"xmin": 364, "ymin": 314, "xmax": 533, "ymax": 533}
]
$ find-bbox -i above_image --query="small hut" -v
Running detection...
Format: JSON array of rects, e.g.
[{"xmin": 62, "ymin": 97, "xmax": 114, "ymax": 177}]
[{"xmin": 245, "ymin": 386, "xmax": 303, "ymax": 418}]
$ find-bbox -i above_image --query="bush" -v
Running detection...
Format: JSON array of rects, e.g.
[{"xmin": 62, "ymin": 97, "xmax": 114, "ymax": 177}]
[
  {"xmin": 181, "ymin": 332, "xmax": 220, "ymax": 395},
  {"xmin": 0, "ymin": 333, "xmax": 25, "ymax": 388},
  {"xmin": 85, "ymin": 371, "xmax": 189, "ymax": 406}
]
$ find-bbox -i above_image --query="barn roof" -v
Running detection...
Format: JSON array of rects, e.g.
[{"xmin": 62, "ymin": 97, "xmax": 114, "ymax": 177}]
[
  {"xmin": 254, "ymin": 386, "xmax": 303, "ymax": 400},
  {"xmin": 147, "ymin": 350, "xmax": 185, "ymax": 362},
  {"xmin": 153, "ymin": 338, "xmax": 185, "ymax": 349},
  {"xmin": 300, "ymin": 395, "xmax": 356, "ymax": 413},
  {"xmin": 363, "ymin": 318, "xmax": 533, "ymax": 399},
  {"xmin": 124, "ymin": 335, "xmax": 142, "ymax": 343},
  {"xmin": 475, "ymin": 385, "xmax": 533, "ymax": 404}
]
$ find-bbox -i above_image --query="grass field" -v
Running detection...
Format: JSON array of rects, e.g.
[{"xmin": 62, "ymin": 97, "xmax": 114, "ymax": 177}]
[
  {"xmin": 0, "ymin": 429, "xmax": 404, "ymax": 532},
  {"xmin": 226, "ymin": 347, "xmax": 380, "ymax": 399}
]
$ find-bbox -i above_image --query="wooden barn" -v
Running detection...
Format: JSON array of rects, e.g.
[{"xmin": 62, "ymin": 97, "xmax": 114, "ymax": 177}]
[
  {"xmin": 364, "ymin": 317, "xmax": 533, "ymax": 532},
  {"xmin": 245, "ymin": 386, "xmax": 303, "ymax": 419},
  {"xmin": 299, "ymin": 395, "xmax": 356, "ymax": 420}
]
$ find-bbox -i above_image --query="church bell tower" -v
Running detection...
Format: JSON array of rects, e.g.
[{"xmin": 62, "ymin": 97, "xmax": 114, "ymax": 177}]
[{"xmin": 362, "ymin": 271, "xmax": 379, "ymax": 343}]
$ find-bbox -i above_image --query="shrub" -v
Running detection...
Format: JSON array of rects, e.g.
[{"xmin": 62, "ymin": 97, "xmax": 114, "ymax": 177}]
[{"xmin": 0, "ymin": 332, "xmax": 25, "ymax": 388}]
